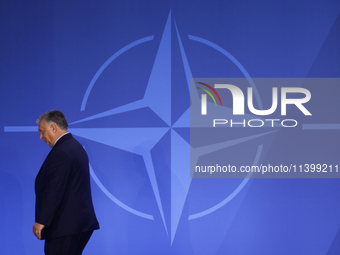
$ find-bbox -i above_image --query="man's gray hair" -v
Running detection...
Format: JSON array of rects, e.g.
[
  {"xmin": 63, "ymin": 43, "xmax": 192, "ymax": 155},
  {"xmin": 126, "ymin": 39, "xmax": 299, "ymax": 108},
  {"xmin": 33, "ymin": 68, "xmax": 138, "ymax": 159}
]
[{"xmin": 37, "ymin": 110, "xmax": 68, "ymax": 130}]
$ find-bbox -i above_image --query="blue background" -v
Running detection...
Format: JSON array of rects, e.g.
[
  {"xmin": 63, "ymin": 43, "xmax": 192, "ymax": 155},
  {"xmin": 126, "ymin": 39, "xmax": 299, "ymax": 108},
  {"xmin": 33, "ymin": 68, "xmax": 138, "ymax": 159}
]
[{"xmin": 1, "ymin": 0, "xmax": 340, "ymax": 254}]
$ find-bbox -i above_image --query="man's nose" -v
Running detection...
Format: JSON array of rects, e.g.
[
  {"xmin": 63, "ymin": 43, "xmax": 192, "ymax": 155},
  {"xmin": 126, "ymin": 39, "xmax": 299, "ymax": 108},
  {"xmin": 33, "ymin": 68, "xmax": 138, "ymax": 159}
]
[{"xmin": 40, "ymin": 133, "xmax": 43, "ymax": 139}]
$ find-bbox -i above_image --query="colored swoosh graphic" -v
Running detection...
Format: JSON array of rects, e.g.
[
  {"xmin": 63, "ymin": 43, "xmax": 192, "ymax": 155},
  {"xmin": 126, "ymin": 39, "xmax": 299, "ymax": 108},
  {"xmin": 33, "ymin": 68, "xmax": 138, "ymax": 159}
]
[
  {"xmin": 197, "ymin": 82, "xmax": 223, "ymax": 106},
  {"xmin": 197, "ymin": 87, "xmax": 217, "ymax": 105}
]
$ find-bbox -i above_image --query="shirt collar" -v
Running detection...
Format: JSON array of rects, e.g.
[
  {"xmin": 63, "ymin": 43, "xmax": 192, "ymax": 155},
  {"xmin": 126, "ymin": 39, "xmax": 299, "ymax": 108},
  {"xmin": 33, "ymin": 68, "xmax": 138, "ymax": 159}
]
[{"xmin": 53, "ymin": 132, "xmax": 70, "ymax": 147}]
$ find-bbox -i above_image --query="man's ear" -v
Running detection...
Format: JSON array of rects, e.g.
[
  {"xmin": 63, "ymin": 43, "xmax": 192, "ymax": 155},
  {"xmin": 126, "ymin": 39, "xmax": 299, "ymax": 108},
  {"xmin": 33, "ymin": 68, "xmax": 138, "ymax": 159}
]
[{"xmin": 50, "ymin": 123, "xmax": 58, "ymax": 133}]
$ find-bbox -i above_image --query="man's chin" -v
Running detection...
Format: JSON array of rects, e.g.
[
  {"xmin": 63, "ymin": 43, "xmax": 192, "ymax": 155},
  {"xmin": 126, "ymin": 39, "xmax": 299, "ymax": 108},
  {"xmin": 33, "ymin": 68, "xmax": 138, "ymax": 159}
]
[{"xmin": 44, "ymin": 141, "xmax": 52, "ymax": 147}]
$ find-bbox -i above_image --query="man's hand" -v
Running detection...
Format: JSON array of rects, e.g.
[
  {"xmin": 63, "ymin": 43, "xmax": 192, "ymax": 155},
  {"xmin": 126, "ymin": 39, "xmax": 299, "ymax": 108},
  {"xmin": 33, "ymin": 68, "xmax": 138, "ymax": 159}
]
[{"xmin": 33, "ymin": 222, "xmax": 45, "ymax": 240}]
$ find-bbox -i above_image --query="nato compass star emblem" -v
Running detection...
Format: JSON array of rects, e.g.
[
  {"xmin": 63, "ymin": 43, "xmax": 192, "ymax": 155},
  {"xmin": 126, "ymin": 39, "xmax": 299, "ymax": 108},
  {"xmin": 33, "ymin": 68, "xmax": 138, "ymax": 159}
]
[{"xmin": 4, "ymin": 10, "xmax": 299, "ymax": 245}]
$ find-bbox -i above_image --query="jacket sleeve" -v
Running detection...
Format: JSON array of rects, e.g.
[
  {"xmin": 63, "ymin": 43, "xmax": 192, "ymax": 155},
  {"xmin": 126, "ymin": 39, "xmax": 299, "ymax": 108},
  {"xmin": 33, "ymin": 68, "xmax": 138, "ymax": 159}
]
[{"xmin": 36, "ymin": 149, "xmax": 71, "ymax": 227}]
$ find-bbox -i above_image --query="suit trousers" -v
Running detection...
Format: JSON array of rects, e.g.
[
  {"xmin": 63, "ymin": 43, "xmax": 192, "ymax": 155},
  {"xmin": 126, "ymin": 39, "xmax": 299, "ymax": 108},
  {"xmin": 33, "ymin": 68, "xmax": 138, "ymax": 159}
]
[{"xmin": 44, "ymin": 230, "xmax": 94, "ymax": 255}]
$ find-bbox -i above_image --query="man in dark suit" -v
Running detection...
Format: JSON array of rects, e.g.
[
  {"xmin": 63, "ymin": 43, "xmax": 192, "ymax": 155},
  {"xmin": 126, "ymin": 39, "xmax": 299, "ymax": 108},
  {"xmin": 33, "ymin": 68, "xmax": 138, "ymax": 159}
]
[{"xmin": 33, "ymin": 110, "xmax": 99, "ymax": 255}]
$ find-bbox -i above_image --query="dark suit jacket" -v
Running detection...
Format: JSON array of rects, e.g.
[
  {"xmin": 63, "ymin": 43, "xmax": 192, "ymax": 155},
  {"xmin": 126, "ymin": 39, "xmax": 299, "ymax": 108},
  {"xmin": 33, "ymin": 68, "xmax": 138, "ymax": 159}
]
[{"xmin": 35, "ymin": 133, "xmax": 99, "ymax": 239}]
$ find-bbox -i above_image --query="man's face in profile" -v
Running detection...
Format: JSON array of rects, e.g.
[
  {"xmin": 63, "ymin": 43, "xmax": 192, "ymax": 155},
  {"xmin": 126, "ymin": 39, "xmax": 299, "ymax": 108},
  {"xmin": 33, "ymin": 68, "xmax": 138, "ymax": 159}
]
[{"xmin": 38, "ymin": 119, "xmax": 55, "ymax": 147}]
